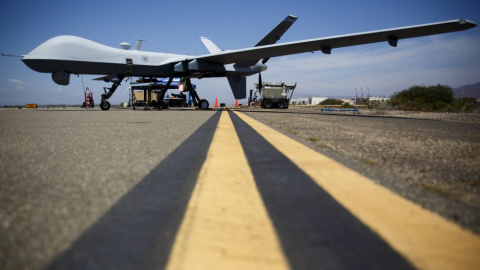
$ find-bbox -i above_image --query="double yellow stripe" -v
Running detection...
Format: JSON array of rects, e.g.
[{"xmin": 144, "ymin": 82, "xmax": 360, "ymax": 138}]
[
  {"xmin": 166, "ymin": 111, "xmax": 290, "ymax": 270},
  {"xmin": 166, "ymin": 110, "xmax": 480, "ymax": 270},
  {"xmin": 234, "ymin": 111, "xmax": 480, "ymax": 270}
]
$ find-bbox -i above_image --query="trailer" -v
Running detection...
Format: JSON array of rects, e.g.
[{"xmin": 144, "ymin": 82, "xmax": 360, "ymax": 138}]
[
  {"xmin": 254, "ymin": 81, "xmax": 297, "ymax": 109},
  {"xmin": 129, "ymin": 78, "xmax": 201, "ymax": 110}
]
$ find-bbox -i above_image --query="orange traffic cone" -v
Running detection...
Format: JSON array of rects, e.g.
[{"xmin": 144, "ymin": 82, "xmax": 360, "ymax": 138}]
[
  {"xmin": 235, "ymin": 99, "xmax": 239, "ymax": 108},
  {"xmin": 215, "ymin": 97, "xmax": 218, "ymax": 107}
]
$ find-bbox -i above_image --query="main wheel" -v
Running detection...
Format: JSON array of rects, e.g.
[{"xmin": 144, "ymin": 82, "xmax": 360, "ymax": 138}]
[
  {"xmin": 198, "ymin": 99, "xmax": 209, "ymax": 110},
  {"xmin": 277, "ymin": 99, "xmax": 288, "ymax": 109},
  {"xmin": 100, "ymin": 101, "xmax": 111, "ymax": 110},
  {"xmin": 262, "ymin": 99, "xmax": 273, "ymax": 109}
]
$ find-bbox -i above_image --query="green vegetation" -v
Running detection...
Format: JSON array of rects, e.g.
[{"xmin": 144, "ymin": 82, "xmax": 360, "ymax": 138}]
[
  {"xmin": 388, "ymin": 84, "xmax": 479, "ymax": 112},
  {"xmin": 453, "ymin": 97, "xmax": 480, "ymax": 112},
  {"xmin": 341, "ymin": 102, "xmax": 355, "ymax": 108},
  {"xmin": 365, "ymin": 100, "xmax": 381, "ymax": 109},
  {"xmin": 320, "ymin": 98, "xmax": 343, "ymax": 105}
]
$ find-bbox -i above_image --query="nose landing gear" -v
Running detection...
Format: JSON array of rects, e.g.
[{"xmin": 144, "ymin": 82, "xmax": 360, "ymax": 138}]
[{"xmin": 100, "ymin": 82, "xmax": 120, "ymax": 110}]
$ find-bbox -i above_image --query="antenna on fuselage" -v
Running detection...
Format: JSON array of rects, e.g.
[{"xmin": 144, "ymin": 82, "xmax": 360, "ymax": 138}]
[
  {"xmin": 119, "ymin": 39, "xmax": 152, "ymax": 50},
  {"xmin": 133, "ymin": 39, "xmax": 152, "ymax": 51},
  {"xmin": 120, "ymin": 42, "xmax": 132, "ymax": 50}
]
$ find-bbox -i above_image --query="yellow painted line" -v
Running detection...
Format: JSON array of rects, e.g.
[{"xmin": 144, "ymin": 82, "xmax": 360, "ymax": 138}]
[
  {"xmin": 165, "ymin": 111, "xmax": 290, "ymax": 270},
  {"xmin": 233, "ymin": 111, "xmax": 480, "ymax": 270}
]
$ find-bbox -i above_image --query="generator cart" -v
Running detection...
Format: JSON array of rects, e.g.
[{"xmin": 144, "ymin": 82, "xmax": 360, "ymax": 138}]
[{"xmin": 254, "ymin": 81, "xmax": 296, "ymax": 109}]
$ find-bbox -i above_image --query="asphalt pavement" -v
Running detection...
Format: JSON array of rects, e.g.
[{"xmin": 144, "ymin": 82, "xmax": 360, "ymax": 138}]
[
  {"xmin": 1, "ymin": 107, "xmax": 479, "ymax": 270},
  {"xmin": 0, "ymin": 108, "xmax": 216, "ymax": 270},
  {"xmin": 242, "ymin": 107, "xmax": 480, "ymax": 233}
]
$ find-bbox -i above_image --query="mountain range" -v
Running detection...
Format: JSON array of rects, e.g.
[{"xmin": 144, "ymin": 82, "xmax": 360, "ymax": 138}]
[{"xmin": 454, "ymin": 82, "xmax": 480, "ymax": 99}]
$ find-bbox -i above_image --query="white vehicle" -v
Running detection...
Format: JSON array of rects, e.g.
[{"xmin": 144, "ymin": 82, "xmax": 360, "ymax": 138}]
[{"xmin": 255, "ymin": 81, "xmax": 297, "ymax": 109}]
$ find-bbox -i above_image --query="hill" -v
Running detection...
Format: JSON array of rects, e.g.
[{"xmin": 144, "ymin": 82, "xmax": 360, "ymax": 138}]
[{"xmin": 454, "ymin": 82, "xmax": 480, "ymax": 99}]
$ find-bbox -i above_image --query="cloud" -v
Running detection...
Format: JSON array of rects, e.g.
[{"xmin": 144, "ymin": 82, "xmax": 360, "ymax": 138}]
[
  {"xmin": 9, "ymin": 78, "xmax": 28, "ymax": 85},
  {"xmin": 9, "ymin": 78, "xmax": 29, "ymax": 90}
]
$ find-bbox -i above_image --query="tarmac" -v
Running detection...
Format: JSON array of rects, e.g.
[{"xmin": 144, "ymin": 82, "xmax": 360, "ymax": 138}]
[{"xmin": 1, "ymin": 107, "xmax": 479, "ymax": 270}]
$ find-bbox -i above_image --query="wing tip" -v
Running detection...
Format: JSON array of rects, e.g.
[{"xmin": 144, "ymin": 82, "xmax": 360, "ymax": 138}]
[
  {"xmin": 286, "ymin": 15, "xmax": 298, "ymax": 22},
  {"xmin": 458, "ymin": 19, "xmax": 477, "ymax": 29}
]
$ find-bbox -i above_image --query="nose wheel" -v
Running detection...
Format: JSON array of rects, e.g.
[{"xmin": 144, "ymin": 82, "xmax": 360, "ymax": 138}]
[{"xmin": 100, "ymin": 101, "xmax": 111, "ymax": 110}]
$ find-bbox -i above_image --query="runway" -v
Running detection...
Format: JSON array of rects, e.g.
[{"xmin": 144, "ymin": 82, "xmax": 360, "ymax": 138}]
[{"xmin": 1, "ymin": 108, "xmax": 479, "ymax": 270}]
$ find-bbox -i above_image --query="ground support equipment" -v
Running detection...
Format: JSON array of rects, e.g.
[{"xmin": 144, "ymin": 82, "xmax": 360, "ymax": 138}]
[
  {"xmin": 321, "ymin": 107, "xmax": 359, "ymax": 114},
  {"xmin": 82, "ymin": 88, "xmax": 94, "ymax": 108},
  {"xmin": 130, "ymin": 79, "xmax": 172, "ymax": 110},
  {"xmin": 256, "ymin": 81, "xmax": 297, "ymax": 109}
]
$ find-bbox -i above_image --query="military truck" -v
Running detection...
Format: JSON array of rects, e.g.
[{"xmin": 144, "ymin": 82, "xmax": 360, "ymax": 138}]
[{"xmin": 255, "ymin": 81, "xmax": 297, "ymax": 109}]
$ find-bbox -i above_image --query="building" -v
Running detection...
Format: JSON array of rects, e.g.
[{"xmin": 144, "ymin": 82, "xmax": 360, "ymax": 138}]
[
  {"xmin": 310, "ymin": 97, "xmax": 328, "ymax": 105},
  {"xmin": 351, "ymin": 96, "xmax": 390, "ymax": 105},
  {"xmin": 370, "ymin": 96, "xmax": 390, "ymax": 102},
  {"xmin": 290, "ymin": 97, "xmax": 328, "ymax": 105},
  {"xmin": 289, "ymin": 97, "xmax": 309, "ymax": 105}
]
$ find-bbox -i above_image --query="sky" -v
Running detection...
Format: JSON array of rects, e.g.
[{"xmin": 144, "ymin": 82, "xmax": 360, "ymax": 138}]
[{"xmin": 1, "ymin": 0, "xmax": 479, "ymax": 106}]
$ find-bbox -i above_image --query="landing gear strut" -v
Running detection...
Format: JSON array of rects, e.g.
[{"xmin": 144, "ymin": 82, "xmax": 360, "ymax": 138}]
[
  {"xmin": 100, "ymin": 82, "xmax": 120, "ymax": 110},
  {"xmin": 183, "ymin": 78, "xmax": 209, "ymax": 110},
  {"xmin": 157, "ymin": 77, "xmax": 174, "ymax": 110}
]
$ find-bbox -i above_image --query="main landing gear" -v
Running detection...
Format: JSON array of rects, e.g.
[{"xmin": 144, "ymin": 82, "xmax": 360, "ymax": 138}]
[
  {"xmin": 198, "ymin": 99, "xmax": 209, "ymax": 109},
  {"xmin": 182, "ymin": 78, "xmax": 209, "ymax": 110}
]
